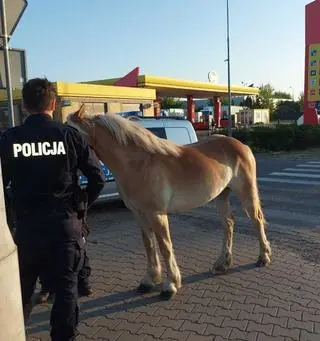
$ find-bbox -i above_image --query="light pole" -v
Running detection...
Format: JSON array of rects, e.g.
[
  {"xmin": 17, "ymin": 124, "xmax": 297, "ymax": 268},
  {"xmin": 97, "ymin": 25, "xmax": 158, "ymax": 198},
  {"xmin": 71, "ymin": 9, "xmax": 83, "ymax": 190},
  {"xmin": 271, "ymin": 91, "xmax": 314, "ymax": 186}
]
[
  {"xmin": 226, "ymin": 0, "xmax": 232, "ymax": 137},
  {"xmin": 0, "ymin": 0, "xmax": 15, "ymax": 127},
  {"xmin": 289, "ymin": 86, "xmax": 294, "ymax": 101}
]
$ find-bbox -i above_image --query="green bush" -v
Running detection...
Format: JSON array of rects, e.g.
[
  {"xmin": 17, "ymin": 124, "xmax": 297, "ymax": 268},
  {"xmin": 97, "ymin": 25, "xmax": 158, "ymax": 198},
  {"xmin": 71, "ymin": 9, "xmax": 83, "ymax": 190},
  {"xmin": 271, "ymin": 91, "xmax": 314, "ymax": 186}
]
[{"xmin": 215, "ymin": 125, "xmax": 320, "ymax": 152}]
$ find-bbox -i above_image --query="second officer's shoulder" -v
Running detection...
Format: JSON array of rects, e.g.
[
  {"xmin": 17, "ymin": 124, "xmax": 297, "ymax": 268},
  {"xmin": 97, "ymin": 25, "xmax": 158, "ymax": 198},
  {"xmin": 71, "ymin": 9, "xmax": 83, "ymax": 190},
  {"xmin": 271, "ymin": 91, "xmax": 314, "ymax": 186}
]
[
  {"xmin": 0, "ymin": 126, "xmax": 25, "ymax": 156},
  {"xmin": 0, "ymin": 125, "xmax": 23, "ymax": 143}
]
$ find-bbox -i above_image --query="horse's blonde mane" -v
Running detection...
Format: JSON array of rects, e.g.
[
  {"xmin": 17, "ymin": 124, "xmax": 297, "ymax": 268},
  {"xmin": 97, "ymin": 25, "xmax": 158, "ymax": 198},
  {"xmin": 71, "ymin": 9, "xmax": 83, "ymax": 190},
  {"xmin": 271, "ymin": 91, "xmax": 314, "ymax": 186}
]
[{"xmin": 92, "ymin": 114, "xmax": 181, "ymax": 157}]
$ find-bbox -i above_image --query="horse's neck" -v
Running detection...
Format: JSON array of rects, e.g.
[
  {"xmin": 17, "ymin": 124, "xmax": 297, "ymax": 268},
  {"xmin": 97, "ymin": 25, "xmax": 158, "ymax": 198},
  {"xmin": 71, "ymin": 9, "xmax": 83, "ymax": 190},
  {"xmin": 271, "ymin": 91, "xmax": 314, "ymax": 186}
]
[{"xmin": 94, "ymin": 136, "xmax": 129, "ymax": 175}]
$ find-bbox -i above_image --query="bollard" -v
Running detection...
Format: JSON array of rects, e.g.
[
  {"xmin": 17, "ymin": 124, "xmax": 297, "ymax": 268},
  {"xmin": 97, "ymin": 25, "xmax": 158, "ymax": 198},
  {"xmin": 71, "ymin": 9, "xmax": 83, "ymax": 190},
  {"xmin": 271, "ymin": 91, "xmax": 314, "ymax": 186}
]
[{"xmin": 0, "ymin": 161, "xmax": 26, "ymax": 340}]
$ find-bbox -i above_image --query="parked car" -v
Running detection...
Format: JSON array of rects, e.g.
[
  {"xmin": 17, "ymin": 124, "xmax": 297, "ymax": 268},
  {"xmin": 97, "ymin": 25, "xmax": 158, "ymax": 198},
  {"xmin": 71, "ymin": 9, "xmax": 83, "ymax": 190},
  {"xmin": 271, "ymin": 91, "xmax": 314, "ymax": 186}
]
[
  {"xmin": 117, "ymin": 111, "xmax": 143, "ymax": 118},
  {"xmin": 79, "ymin": 116, "xmax": 198, "ymax": 204}
]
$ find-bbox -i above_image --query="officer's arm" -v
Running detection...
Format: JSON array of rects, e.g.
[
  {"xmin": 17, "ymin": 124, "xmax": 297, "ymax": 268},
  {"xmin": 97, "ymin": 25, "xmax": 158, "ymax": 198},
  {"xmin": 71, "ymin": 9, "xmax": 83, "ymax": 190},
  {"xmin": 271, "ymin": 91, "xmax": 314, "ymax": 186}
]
[{"xmin": 77, "ymin": 136, "xmax": 105, "ymax": 207}]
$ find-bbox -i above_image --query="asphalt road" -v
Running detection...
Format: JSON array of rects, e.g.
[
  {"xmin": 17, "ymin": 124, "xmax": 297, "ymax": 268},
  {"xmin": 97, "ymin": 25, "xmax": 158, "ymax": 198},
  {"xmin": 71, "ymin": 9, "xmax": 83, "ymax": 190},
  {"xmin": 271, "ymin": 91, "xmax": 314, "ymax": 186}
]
[
  {"xmin": 236, "ymin": 154, "xmax": 320, "ymax": 263},
  {"xmin": 255, "ymin": 154, "xmax": 320, "ymax": 228}
]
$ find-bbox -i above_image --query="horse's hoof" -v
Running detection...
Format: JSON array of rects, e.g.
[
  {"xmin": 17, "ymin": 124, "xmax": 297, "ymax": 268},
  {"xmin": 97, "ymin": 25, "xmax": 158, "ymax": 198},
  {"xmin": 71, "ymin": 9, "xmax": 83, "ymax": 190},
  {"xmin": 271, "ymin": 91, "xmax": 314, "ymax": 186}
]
[
  {"xmin": 36, "ymin": 291, "xmax": 50, "ymax": 304},
  {"xmin": 213, "ymin": 264, "xmax": 229, "ymax": 274},
  {"xmin": 137, "ymin": 283, "xmax": 154, "ymax": 294},
  {"xmin": 160, "ymin": 280, "xmax": 177, "ymax": 299},
  {"xmin": 160, "ymin": 290, "xmax": 175, "ymax": 300},
  {"xmin": 256, "ymin": 256, "xmax": 271, "ymax": 267},
  {"xmin": 256, "ymin": 259, "xmax": 266, "ymax": 267}
]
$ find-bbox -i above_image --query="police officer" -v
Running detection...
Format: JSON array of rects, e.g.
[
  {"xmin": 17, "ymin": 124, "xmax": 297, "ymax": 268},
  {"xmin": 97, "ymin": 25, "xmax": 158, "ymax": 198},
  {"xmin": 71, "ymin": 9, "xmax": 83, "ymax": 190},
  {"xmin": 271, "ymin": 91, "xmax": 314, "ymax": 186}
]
[
  {"xmin": 0, "ymin": 78, "xmax": 105, "ymax": 341},
  {"xmin": 37, "ymin": 144, "xmax": 96, "ymax": 303}
]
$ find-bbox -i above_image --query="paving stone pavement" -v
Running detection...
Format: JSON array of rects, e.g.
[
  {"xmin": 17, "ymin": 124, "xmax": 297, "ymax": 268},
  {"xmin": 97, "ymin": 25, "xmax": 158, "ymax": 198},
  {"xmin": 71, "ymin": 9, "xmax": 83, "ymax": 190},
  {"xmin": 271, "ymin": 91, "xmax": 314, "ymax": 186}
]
[{"xmin": 25, "ymin": 194, "xmax": 320, "ymax": 341}]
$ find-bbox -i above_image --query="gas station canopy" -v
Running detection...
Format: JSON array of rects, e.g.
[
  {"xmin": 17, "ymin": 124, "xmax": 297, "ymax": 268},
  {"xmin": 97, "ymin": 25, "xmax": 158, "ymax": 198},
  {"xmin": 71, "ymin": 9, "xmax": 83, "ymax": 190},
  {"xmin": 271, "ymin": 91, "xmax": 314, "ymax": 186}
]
[{"xmin": 87, "ymin": 74, "xmax": 259, "ymax": 99}]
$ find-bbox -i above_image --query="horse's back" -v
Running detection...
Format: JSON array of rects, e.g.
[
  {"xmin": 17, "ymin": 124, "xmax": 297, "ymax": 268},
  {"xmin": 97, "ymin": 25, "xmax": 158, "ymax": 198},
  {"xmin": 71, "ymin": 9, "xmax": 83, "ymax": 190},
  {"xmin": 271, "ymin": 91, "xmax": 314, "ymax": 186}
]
[{"xmin": 190, "ymin": 134, "xmax": 253, "ymax": 163}]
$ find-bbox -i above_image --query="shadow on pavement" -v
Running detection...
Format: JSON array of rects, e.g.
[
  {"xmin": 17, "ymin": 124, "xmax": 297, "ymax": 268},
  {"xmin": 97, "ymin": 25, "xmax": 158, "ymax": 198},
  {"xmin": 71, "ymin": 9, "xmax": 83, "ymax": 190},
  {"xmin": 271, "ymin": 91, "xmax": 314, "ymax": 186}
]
[{"xmin": 26, "ymin": 262, "xmax": 257, "ymax": 335}]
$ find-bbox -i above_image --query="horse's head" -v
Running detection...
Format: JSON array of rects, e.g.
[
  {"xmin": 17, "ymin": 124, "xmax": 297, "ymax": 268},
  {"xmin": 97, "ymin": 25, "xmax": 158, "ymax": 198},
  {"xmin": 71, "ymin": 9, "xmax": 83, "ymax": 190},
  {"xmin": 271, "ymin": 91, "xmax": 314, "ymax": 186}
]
[{"xmin": 67, "ymin": 104, "xmax": 94, "ymax": 136}]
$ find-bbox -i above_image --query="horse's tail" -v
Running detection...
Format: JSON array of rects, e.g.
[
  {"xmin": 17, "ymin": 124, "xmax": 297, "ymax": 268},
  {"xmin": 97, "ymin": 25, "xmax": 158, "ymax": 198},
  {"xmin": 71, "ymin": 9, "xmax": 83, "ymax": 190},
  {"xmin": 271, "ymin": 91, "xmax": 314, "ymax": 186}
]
[{"xmin": 246, "ymin": 145, "xmax": 267, "ymax": 226}]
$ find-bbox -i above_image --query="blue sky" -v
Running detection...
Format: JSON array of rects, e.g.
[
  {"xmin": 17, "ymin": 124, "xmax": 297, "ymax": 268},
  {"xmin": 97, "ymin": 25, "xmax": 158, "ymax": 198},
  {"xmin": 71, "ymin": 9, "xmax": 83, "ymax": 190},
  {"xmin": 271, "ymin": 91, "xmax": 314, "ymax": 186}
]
[{"xmin": 11, "ymin": 0, "xmax": 311, "ymax": 99}]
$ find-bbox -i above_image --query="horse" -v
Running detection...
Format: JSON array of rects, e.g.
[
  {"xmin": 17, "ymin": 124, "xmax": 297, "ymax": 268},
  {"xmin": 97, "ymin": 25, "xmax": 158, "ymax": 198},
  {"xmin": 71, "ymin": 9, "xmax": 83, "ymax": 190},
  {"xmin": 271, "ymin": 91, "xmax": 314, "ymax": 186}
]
[{"xmin": 67, "ymin": 106, "xmax": 272, "ymax": 299}]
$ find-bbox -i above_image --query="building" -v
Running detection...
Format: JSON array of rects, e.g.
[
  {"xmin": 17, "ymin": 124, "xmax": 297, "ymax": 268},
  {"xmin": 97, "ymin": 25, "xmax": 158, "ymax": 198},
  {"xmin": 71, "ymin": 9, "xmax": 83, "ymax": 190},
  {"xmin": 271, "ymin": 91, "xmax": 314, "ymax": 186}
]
[
  {"xmin": 0, "ymin": 81, "xmax": 156, "ymax": 129},
  {"xmin": 237, "ymin": 108, "xmax": 270, "ymax": 125}
]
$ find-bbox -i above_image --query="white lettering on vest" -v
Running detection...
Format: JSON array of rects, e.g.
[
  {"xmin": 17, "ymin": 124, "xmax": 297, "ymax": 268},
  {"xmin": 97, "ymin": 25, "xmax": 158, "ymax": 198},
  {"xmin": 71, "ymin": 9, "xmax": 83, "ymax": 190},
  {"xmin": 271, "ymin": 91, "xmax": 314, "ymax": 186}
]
[
  {"xmin": 57, "ymin": 141, "xmax": 66, "ymax": 154},
  {"xmin": 13, "ymin": 144, "xmax": 22, "ymax": 157},
  {"xmin": 42, "ymin": 142, "xmax": 50, "ymax": 156},
  {"xmin": 22, "ymin": 144, "xmax": 31, "ymax": 157},
  {"xmin": 13, "ymin": 141, "xmax": 67, "ymax": 158}
]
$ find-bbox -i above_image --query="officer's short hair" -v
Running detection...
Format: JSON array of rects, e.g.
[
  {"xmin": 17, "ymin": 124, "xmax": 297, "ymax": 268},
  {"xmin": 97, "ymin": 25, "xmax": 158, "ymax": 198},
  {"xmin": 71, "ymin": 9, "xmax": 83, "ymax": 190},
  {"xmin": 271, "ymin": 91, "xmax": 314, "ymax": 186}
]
[{"xmin": 22, "ymin": 78, "xmax": 57, "ymax": 113}]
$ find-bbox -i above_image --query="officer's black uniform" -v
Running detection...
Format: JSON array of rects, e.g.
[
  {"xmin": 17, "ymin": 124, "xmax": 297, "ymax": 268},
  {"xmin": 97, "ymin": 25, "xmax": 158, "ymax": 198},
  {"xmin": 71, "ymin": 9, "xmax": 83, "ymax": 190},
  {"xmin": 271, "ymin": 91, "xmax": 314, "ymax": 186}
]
[
  {"xmin": 0, "ymin": 113, "xmax": 105, "ymax": 341},
  {"xmin": 38, "ymin": 218, "xmax": 93, "ymax": 299}
]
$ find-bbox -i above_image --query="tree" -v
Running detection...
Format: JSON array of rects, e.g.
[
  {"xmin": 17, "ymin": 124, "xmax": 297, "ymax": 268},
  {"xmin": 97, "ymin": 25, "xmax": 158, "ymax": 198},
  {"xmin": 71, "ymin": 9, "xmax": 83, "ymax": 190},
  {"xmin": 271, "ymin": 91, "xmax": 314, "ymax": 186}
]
[
  {"xmin": 253, "ymin": 84, "xmax": 275, "ymax": 118},
  {"xmin": 244, "ymin": 96, "xmax": 253, "ymax": 108},
  {"xmin": 274, "ymin": 101, "xmax": 301, "ymax": 121},
  {"xmin": 273, "ymin": 91, "xmax": 292, "ymax": 100},
  {"xmin": 161, "ymin": 97, "xmax": 184, "ymax": 109},
  {"xmin": 221, "ymin": 97, "xmax": 230, "ymax": 106},
  {"xmin": 298, "ymin": 92, "xmax": 304, "ymax": 111}
]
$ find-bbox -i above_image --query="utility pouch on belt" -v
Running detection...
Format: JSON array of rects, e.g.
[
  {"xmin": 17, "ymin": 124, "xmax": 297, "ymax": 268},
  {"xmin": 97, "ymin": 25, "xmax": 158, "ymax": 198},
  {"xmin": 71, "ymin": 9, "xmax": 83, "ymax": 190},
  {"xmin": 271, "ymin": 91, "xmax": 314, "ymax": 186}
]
[{"xmin": 76, "ymin": 188, "xmax": 88, "ymax": 220}]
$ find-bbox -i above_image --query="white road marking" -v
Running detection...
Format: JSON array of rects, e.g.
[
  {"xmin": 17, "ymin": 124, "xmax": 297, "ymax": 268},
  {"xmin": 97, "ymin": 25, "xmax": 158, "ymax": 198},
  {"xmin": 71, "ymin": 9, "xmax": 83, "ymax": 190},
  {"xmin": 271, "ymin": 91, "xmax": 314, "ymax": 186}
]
[
  {"xmin": 283, "ymin": 168, "xmax": 320, "ymax": 173},
  {"xmin": 296, "ymin": 164, "xmax": 320, "ymax": 168},
  {"xmin": 258, "ymin": 177, "xmax": 320, "ymax": 185},
  {"xmin": 270, "ymin": 172, "xmax": 320, "ymax": 179}
]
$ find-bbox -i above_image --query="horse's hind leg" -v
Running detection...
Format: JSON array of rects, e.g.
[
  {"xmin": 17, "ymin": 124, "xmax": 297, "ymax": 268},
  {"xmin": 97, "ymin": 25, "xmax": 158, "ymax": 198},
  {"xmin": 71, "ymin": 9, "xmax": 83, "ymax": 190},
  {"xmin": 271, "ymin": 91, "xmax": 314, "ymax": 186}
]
[
  {"xmin": 235, "ymin": 179, "xmax": 272, "ymax": 267},
  {"xmin": 133, "ymin": 211, "xmax": 162, "ymax": 293},
  {"xmin": 213, "ymin": 188, "xmax": 235, "ymax": 273}
]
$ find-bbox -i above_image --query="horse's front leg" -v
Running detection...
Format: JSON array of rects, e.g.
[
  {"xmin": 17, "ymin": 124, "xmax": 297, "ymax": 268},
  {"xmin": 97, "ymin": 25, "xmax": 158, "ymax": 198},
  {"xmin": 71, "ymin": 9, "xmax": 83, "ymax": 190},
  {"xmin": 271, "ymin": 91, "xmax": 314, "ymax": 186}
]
[
  {"xmin": 152, "ymin": 213, "xmax": 181, "ymax": 299},
  {"xmin": 134, "ymin": 211, "xmax": 162, "ymax": 293}
]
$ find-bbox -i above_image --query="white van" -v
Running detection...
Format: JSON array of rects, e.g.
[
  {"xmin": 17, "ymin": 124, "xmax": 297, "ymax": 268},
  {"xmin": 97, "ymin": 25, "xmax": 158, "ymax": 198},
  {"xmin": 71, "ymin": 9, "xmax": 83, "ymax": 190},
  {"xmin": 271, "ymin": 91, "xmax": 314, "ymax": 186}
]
[{"xmin": 79, "ymin": 117, "xmax": 198, "ymax": 203}]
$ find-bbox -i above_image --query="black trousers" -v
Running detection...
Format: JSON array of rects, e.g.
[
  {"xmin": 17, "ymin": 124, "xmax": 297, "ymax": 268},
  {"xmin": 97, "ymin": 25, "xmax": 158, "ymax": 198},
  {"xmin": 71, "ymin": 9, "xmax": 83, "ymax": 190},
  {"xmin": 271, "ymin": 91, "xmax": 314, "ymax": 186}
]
[
  {"xmin": 39, "ymin": 218, "xmax": 92, "ymax": 292},
  {"xmin": 17, "ymin": 233, "xmax": 85, "ymax": 341},
  {"xmin": 39, "ymin": 247, "xmax": 91, "ymax": 292},
  {"xmin": 78, "ymin": 250, "xmax": 91, "ymax": 286}
]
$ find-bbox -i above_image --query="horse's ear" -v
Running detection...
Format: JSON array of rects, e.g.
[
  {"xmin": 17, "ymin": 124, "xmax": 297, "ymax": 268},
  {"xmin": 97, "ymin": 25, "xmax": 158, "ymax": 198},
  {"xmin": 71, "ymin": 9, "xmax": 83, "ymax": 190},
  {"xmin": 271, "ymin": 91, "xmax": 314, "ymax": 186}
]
[{"xmin": 74, "ymin": 104, "xmax": 86, "ymax": 120}]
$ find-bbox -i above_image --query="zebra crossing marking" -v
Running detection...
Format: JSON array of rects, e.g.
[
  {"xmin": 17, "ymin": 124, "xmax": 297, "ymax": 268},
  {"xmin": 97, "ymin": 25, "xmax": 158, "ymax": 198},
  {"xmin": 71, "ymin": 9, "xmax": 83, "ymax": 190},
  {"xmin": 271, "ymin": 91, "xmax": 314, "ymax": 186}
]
[{"xmin": 258, "ymin": 160, "xmax": 320, "ymax": 186}]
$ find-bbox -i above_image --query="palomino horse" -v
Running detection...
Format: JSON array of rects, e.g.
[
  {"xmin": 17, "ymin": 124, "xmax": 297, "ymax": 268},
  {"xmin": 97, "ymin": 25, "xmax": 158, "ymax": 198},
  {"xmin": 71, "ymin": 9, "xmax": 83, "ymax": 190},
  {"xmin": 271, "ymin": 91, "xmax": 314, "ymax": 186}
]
[{"xmin": 67, "ymin": 107, "xmax": 272, "ymax": 299}]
